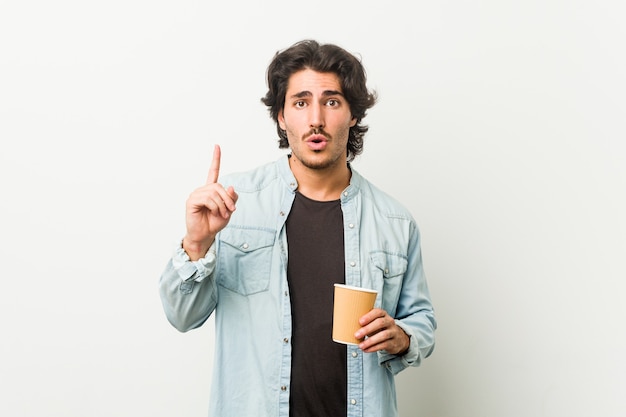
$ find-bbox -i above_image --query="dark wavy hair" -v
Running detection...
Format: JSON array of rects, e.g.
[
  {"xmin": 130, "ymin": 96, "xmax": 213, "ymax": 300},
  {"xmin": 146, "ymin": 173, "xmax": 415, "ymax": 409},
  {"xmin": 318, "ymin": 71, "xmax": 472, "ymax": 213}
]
[{"xmin": 261, "ymin": 40, "xmax": 377, "ymax": 162}]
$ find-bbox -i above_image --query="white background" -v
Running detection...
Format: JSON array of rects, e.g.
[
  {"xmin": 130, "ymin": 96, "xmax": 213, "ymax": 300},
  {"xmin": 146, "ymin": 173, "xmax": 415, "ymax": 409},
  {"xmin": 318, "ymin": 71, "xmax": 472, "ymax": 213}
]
[{"xmin": 1, "ymin": 1, "xmax": 625, "ymax": 416}]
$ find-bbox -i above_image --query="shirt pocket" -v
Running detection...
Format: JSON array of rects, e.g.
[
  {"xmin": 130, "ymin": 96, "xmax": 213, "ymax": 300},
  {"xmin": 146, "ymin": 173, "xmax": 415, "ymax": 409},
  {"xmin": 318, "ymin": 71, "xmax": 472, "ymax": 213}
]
[
  {"xmin": 369, "ymin": 251, "xmax": 408, "ymax": 316},
  {"xmin": 217, "ymin": 227, "xmax": 275, "ymax": 296}
]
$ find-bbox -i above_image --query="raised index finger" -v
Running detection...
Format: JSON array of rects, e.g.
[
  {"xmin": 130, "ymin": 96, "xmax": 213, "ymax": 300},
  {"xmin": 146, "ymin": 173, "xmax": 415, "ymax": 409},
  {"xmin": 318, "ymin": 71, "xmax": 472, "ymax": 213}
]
[{"xmin": 206, "ymin": 144, "xmax": 221, "ymax": 184}]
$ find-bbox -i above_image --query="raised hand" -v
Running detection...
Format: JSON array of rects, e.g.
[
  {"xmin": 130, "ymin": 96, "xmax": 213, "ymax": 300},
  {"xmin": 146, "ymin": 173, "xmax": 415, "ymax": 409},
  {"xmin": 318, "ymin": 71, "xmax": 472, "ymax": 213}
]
[{"xmin": 182, "ymin": 145, "xmax": 238, "ymax": 260}]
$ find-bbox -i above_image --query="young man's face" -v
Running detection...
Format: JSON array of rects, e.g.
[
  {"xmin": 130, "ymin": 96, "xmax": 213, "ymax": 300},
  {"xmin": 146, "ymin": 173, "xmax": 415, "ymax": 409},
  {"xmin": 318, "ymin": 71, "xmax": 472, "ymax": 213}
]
[{"xmin": 278, "ymin": 69, "xmax": 357, "ymax": 171}]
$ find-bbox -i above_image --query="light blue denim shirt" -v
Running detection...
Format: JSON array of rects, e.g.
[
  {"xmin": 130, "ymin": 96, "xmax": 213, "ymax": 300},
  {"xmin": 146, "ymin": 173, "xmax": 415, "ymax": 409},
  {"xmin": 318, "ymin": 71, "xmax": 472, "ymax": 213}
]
[{"xmin": 159, "ymin": 156, "xmax": 436, "ymax": 417}]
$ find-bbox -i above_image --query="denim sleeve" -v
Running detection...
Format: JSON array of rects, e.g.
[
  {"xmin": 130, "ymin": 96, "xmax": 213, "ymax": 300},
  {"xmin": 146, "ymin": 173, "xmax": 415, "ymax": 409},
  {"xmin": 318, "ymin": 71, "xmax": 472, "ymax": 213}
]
[
  {"xmin": 158, "ymin": 241, "xmax": 219, "ymax": 332},
  {"xmin": 377, "ymin": 223, "xmax": 437, "ymax": 375}
]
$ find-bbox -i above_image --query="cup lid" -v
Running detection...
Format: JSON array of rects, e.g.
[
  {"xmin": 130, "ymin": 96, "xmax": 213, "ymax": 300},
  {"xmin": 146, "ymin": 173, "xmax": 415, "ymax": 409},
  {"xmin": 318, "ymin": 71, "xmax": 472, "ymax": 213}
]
[{"xmin": 333, "ymin": 283, "xmax": 377, "ymax": 293}]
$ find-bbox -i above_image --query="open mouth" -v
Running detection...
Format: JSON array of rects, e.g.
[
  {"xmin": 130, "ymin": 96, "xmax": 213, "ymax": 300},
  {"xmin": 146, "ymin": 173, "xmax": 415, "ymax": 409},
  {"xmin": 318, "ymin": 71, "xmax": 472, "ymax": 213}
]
[{"xmin": 306, "ymin": 135, "xmax": 328, "ymax": 150}]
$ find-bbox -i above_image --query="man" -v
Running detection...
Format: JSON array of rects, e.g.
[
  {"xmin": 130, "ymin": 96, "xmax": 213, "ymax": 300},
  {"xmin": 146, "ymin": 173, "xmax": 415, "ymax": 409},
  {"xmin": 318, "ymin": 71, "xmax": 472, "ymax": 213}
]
[{"xmin": 159, "ymin": 39, "xmax": 436, "ymax": 417}]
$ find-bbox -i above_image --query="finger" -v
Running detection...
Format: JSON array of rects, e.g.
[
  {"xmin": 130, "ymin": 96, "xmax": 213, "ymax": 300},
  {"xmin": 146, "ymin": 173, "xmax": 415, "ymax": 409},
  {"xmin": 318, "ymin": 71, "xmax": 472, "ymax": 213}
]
[
  {"xmin": 226, "ymin": 186, "xmax": 238, "ymax": 201},
  {"xmin": 358, "ymin": 323, "xmax": 407, "ymax": 353},
  {"xmin": 208, "ymin": 184, "xmax": 240, "ymax": 218},
  {"xmin": 211, "ymin": 185, "xmax": 237, "ymax": 214},
  {"xmin": 188, "ymin": 184, "xmax": 230, "ymax": 217},
  {"xmin": 362, "ymin": 328, "xmax": 391, "ymax": 344},
  {"xmin": 359, "ymin": 308, "xmax": 385, "ymax": 326},
  {"xmin": 206, "ymin": 187, "xmax": 236, "ymax": 219},
  {"xmin": 355, "ymin": 320, "xmax": 383, "ymax": 340},
  {"xmin": 225, "ymin": 186, "xmax": 239, "ymax": 210},
  {"xmin": 355, "ymin": 309, "xmax": 389, "ymax": 340},
  {"xmin": 357, "ymin": 329, "xmax": 393, "ymax": 353},
  {"xmin": 206, "ymin": 144, "xmax": 221, "ymax": 184},
  {"xmin": 213, "ymin": 197, "xmax": 231, "ymax": 219}
]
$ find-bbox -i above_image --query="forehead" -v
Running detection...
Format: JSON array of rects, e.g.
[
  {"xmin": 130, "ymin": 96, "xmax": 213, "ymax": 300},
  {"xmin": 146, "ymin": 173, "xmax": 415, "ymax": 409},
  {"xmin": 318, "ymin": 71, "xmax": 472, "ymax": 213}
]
[{"xmin": 286, "ymin": 69, "xmax": 343, "ymax": 95}]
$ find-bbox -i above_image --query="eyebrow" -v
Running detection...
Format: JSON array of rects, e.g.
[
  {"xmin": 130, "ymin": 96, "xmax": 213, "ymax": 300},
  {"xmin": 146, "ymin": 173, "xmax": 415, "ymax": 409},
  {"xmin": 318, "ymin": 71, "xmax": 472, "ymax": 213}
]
[{"xmin": 289, "ymin": 90, "xmax": 345, "ymax": 99}]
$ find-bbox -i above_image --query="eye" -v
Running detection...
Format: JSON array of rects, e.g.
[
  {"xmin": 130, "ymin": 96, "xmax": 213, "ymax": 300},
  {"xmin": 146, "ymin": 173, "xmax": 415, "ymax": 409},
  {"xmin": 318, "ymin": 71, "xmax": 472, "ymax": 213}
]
[
  {"xmin": 326, "ymin": 99, "xmax": 339, "ymax": 107},
  {"xmin": 294, "ymin": 100, "xmax": 306, "ymax": 108}
]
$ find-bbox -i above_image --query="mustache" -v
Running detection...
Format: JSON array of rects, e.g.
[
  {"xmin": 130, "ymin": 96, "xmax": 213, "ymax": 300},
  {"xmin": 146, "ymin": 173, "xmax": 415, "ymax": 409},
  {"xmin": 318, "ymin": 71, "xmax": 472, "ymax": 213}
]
[{"xmin": 303, "ymin": 126, "xmax": 331, "ymax": 139}]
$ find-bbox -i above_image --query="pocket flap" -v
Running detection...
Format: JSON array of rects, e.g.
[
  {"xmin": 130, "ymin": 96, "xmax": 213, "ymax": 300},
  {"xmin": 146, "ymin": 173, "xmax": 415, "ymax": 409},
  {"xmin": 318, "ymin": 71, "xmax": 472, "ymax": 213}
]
[
  {"xmin": 219, "ymin": 227, "xmax": 275, "ymax": 253},
  {"xmin": 369, "ymin": 251, "xmax": 408, "ymax": 278}
]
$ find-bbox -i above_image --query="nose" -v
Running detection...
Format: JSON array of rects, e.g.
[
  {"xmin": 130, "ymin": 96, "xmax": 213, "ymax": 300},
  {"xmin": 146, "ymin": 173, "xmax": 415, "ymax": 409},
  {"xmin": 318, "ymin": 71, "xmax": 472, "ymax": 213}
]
[{"xmin": 309, "ymin": 103, "xmax": 325, "ymax": 130}]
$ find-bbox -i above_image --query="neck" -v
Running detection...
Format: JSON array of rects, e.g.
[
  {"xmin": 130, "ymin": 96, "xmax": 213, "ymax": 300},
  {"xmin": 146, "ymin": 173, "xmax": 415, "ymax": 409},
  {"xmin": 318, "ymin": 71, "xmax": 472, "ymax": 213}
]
[{"xmin": 289, "ymin": 156, "xmax": 351, "ymax": 201}]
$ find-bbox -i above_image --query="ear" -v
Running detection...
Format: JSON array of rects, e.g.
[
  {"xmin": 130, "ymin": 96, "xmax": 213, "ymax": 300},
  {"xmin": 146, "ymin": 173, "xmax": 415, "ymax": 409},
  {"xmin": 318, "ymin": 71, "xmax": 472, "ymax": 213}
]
[
  {"xmin": 278, "ymin": 110, "xmax": 286, "ymax": 130},
  {"xmin": 350, "ymin": 116, "xmax": 357, "ymax": 127}
]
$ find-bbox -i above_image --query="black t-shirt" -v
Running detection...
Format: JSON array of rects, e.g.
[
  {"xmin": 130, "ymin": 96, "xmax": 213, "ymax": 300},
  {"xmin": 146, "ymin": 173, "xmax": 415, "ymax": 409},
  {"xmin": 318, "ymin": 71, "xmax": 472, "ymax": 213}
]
[{"xmin": 286, "ymin": 192, "xmax": 347, "ymax": 417}]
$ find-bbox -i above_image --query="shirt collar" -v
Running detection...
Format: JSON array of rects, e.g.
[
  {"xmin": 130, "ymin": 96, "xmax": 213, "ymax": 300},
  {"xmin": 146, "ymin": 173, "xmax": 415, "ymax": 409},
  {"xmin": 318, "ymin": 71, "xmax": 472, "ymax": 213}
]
[{"xmin": 276, "ymin": 154, "xmax": 362, "ymax": 201}]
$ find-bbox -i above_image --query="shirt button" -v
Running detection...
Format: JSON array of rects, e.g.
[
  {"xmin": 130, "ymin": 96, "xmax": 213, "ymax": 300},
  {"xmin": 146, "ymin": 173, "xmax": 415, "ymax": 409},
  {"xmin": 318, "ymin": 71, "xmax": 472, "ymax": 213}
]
[
  {"xmin": 348, "ymin": 223, "xmax": 354, "ymax": 228},
  {"xmin": 350, "ymin": 399, "xmax": 357, "ymax": 405},
  {"xmin": 283, "ymin": 338, "xmax": 289, "ymax": 344},
  {"xmin": 281, "ymin": 386, "xmax": 287, "ymax": 391},
  {"xmin": 284, "ymin": 291, "xmax": 288, "ymax": 296},
  {"xmin": 350, "ymin": 261, "xmax": 356, "ymax": 267},
  {"xmin": 242, "ymin": 243, "xmax": 249, "ymax": 249},
  {"xmin": 279, "ymin": 211, "xmax": 285, "ymax": 216},
  {"xmin": 384, "ymin": 268, "xmax": 389, "ymax": 274},
  {"xmin": 344, "ymin": 191, "xmax": 348, "ymax": 196},
  {"xmin": 351, "ymin": 351, "xmax": 358, "ymax": 358}
]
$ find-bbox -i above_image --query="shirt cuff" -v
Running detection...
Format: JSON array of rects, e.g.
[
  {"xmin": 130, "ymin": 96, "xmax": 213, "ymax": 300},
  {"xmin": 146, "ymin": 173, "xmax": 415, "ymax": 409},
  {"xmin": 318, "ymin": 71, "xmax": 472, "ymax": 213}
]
[
  {"xmin": 377, "ymin": 320, "xmax": 420, "ymax": 375},
  {"xmin": 171, "ymin": 240, "xmax": 217, "ymax": 283}
]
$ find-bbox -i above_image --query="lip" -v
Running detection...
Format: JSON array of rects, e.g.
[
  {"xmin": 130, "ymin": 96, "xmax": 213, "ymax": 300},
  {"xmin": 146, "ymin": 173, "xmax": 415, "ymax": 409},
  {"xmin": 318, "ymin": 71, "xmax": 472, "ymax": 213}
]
[{"xmin": 306, "ymin": 134, "xmax": 328, "ymax": 151}]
